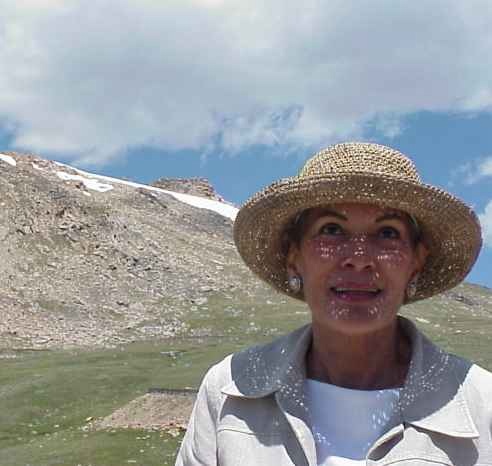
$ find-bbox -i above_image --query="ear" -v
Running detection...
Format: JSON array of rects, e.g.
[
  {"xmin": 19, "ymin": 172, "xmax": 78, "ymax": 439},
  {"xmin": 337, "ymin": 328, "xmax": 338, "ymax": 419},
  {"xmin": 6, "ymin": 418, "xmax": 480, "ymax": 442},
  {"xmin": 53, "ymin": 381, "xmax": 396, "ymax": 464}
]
[
  {"xmin": 413, "ymin": 241, "xmax": 430, "ymax": 275},
  {"xmin": 286, "ymin": 242, "xmax": 302, "ymax": 278}
]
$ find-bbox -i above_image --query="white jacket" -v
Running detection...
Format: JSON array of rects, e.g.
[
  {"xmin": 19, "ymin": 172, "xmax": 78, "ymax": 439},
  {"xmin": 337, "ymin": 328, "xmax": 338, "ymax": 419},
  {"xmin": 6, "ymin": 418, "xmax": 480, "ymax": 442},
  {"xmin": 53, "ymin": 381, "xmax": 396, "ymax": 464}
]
[{"xmin": 175, "ymin": 317, "xmax": 492, "ymax": 465}]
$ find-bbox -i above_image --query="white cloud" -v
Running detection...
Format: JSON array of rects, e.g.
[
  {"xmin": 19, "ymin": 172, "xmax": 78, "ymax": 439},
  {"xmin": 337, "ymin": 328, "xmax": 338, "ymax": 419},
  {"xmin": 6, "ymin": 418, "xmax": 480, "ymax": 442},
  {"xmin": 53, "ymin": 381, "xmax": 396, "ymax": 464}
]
[
  {"xmin": 479, "ymin": 158, "xmax": 492, "ymax": 177},
  {"xmin": 479, "ymin": 201, "xmax": 492, "ymax": 248},
  {"xmin": 451, "ymin": 156, "xmax": 492, "ymax": 185},
  {"xmin": 1, "ymin": 0, "xmax": 492, "ymax": 164}
]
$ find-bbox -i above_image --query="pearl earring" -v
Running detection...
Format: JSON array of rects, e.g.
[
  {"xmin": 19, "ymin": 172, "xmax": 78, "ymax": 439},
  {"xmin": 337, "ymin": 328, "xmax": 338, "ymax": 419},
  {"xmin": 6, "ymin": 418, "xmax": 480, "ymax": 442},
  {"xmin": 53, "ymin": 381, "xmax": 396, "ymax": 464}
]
[
  {"xmin": 288, "ymin": 275, "xmax": 303, "ymax": 293},
  {"xmin": 406, "ymin": 274, "xmax": 419, "ymax": 299}
]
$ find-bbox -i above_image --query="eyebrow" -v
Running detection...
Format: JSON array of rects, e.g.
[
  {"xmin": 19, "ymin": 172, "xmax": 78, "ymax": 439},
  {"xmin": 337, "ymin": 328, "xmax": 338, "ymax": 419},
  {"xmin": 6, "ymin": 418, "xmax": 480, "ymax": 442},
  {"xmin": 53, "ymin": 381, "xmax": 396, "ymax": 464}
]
[
  {"xmin": 316, "ymin": 209, "xmax": 406, "ymax": 224},
  {"xmin": 375, "ymin": 213, "xmax": 406, "ymax": 223},
  {"xmin": 315, "ymin": 209, "xmax": 348, "ymax": 221}
]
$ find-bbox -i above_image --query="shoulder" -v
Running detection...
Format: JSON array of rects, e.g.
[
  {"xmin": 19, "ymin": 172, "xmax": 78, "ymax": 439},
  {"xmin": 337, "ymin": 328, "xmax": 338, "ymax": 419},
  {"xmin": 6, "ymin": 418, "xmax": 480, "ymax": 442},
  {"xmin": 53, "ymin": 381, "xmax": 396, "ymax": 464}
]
[
  {"xmin": 428, "ymin": 340, "xmax": 492, "ymax": 408},
  {"xmin": 441, "ymin": 350, "xmax": 492, "ymax": 433},
  {"xmin": 201, "ymin": 324, "xmax": 311, "ymax": 396},
  {"xmin": 439, "ymin": 346, "xmax": 492, "ymax": 403},
  {"xmin": 463, "ymin": 361, "xmax": 492, "ymax": 407}
]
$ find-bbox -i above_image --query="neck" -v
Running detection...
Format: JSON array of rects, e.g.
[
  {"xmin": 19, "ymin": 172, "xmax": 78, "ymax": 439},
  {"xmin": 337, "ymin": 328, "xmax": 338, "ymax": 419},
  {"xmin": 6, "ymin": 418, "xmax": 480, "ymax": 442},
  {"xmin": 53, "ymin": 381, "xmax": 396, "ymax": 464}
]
[{"xmin": 307, "ymin": 318, "xmax": 411, "ymax": 390}]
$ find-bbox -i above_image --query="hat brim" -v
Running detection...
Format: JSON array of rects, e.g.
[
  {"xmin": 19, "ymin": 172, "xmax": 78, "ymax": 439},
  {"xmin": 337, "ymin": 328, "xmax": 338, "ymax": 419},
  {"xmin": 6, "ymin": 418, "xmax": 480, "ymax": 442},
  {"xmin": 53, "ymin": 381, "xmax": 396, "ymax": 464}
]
[{"xmin": 233, "ymin": 173, "xmax": 482, "ymax": 303}]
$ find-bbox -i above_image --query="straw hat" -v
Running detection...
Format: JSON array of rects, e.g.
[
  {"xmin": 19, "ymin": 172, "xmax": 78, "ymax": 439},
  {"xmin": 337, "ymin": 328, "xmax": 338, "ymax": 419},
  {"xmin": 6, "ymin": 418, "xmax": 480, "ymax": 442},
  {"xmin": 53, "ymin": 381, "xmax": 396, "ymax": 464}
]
[{"xmin": 233, "ymin": 142, "xmax": 482, "ymax": 303}]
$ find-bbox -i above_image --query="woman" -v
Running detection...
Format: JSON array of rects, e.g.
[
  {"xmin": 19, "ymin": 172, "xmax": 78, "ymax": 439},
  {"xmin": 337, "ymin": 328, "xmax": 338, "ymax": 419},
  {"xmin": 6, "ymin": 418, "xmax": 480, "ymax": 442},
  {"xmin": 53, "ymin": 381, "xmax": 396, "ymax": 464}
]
[{"xmin": 175, "ymin": 142, "xmax": 492, "ymax": 466}]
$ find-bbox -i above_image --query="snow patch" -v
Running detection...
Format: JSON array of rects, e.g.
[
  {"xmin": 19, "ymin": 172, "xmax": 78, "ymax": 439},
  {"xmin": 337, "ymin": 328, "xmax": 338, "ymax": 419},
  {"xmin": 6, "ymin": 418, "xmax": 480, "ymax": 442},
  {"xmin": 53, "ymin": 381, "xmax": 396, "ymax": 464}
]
[
  {"xmin": 161, "ymin": 189, "xmax": 238, "ymax": 220},
  {"xmin": 56, "ymin": 171, "xmax": 114, "ymax": 193},
  {"xmin": 55, "ymin": 162, "xmax": 238, "ymax": 221},
  {"xmin": 0, "ymin": 153, "xmax": 17, "ymax": 167}
]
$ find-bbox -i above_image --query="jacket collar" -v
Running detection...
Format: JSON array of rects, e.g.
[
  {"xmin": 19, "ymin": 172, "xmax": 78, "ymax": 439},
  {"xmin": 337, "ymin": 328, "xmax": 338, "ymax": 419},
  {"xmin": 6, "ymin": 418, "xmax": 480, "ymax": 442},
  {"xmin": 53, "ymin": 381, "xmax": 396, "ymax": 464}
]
[
  {"xmin": 221, "ymin": 316, "xmax": 479, "ymax": 439},
  {"xmin": 397, "ymin": 317, "xmax": 479, "ymax": 438},
  {"xmin": 222, "ymin": 323, "xmax": 311, "ymax": 398}
]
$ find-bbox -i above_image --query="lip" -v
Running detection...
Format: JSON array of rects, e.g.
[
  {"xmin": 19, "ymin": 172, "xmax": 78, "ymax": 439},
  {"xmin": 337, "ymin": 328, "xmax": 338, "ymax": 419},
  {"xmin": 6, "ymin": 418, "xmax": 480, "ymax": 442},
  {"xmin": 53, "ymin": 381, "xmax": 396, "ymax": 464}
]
[
  {"xmin": 331, "ymin": 282, "xmax": 381, "ymax": 291},
  {"xmin": 329, "ymin": 283, "xmax": 383, "ymax": 303}
]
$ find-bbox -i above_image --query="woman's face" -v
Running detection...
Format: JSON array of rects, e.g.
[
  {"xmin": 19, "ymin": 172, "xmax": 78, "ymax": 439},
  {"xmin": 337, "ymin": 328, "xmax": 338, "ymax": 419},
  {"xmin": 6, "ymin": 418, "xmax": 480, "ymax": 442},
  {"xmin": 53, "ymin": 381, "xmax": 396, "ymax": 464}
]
[{"xmin": 287, "ymin": 203, "xmax": 428, "ymax": 335}]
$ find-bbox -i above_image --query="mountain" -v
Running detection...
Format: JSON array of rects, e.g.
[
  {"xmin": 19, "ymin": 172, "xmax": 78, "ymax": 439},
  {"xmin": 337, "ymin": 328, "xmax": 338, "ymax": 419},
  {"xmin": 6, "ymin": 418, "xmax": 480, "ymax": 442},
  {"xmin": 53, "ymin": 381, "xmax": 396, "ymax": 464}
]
[
  {"xmin": 0, "ymin": 151, "xmax": 268, "ymax": 349},
  {"xmin": 0, "ymin": 151, "xmax": 491, "ymax": 359}
]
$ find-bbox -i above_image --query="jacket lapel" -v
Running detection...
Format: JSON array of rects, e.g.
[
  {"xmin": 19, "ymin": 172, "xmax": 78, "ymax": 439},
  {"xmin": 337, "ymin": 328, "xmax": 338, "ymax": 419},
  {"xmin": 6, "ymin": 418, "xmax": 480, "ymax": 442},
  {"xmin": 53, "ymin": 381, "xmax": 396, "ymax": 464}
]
[
  {"xmin": 222, "ymin": 325, "xmax": 317, "ymax": 465},
  {"xmin": 398, "ymin": 318, "xmax": 479, "ymax": 438}
]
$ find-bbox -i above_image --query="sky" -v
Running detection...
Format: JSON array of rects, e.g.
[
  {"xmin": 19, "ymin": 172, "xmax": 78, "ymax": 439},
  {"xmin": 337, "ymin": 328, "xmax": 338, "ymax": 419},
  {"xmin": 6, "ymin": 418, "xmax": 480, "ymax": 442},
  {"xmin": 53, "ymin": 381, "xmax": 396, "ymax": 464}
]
[{"xmin": 1, "ymin": 0, "xmax": 492, "ymax": 288}]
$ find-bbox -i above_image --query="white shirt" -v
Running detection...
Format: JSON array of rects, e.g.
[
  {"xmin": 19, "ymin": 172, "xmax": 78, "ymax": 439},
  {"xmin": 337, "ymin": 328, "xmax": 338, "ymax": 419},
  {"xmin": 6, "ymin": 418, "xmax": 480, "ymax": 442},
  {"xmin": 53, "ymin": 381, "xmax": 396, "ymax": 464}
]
[{"xmin": 304, "ymin": 379, "xmax": 402, "ymax": 466}]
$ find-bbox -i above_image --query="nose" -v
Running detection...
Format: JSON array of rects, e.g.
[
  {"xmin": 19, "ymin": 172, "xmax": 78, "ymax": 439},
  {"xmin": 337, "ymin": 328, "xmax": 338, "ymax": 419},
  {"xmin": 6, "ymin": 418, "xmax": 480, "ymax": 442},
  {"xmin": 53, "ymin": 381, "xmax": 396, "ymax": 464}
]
[{"xmin": 340, "ymin": 240, "xmax": 376, "ymax": 272}]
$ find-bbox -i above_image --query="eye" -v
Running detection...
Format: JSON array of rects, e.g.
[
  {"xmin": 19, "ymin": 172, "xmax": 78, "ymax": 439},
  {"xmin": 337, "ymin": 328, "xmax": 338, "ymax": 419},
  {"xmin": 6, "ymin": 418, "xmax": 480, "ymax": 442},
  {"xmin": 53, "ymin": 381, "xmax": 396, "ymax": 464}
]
[
  {"xmin": 319, "ymin": 223, "xmax": 344, "ymax": 236},
  {"xmin": 379, "ymin": 226, "xmax": 400, "ymax": 239}
]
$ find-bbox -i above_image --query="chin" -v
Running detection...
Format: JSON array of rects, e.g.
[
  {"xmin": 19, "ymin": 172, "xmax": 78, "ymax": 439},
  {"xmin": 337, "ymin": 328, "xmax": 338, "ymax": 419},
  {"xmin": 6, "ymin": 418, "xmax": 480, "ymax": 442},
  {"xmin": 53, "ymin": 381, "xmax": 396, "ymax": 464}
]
[{"xmin": 314, "ymin": 303, "xmax": 397, "ymax": 335}]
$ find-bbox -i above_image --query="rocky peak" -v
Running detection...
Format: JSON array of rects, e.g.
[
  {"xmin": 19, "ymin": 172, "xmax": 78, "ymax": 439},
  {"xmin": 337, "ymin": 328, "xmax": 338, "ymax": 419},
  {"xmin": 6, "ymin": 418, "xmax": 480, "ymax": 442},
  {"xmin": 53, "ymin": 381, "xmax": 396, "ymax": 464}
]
[{"xmin": 150, "ymin": 177, "xmax": 226, "ymax": 203}]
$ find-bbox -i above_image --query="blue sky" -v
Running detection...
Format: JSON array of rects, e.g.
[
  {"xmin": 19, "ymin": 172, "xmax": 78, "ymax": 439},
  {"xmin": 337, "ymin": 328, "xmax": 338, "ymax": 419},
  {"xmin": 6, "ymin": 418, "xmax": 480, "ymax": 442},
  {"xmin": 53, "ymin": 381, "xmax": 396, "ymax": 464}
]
[
  {"xmin": 1, "ymin": 1, "xmax": 491, "ymax": 288},
  {"xmin": 67, "ymin": 111, "xmax": 492, "ymax": 289}
]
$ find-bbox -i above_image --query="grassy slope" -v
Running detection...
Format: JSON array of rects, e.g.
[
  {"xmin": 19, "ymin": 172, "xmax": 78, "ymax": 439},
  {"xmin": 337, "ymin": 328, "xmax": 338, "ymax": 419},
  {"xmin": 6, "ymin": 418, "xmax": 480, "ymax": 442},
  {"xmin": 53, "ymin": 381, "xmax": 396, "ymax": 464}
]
[
  {"xmin": 1, "ymin": 287, "xmax": 491, "ymax": 466},
  {"xmin": 0, "ymin": 338, "xmax": 248, "ymax": 466}
]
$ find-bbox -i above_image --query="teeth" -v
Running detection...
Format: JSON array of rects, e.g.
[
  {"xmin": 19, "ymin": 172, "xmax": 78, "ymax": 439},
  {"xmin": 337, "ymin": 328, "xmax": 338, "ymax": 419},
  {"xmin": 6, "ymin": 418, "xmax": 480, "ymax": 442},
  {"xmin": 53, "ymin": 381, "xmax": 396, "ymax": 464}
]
[{"xmin": 334, "ymin": 288, "xmax": 379, "ymax": 292}]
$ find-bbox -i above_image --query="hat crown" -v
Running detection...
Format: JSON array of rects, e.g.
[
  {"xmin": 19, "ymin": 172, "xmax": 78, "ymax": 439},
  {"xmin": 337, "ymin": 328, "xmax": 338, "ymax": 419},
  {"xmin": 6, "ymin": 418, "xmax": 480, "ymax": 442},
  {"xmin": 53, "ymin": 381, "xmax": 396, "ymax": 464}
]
[{"xmin": 299, "ymin": 142, "xmax": 421, "ymax": 183}]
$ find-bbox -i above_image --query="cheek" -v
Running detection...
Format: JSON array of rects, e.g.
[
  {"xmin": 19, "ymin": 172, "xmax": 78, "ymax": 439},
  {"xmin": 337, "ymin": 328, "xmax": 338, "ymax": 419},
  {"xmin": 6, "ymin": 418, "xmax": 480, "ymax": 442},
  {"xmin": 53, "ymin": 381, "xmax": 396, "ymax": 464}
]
[
  {"xmin": 305, "ymin": 237, "xmax": 346, "ymax": 260},
  {"xmin": 374, "ymin": 247, "xmax": 412, "ymax": 269},
  {"xmin": 376, "ymin": 245, "xmax": 416, "ymax": 299}
]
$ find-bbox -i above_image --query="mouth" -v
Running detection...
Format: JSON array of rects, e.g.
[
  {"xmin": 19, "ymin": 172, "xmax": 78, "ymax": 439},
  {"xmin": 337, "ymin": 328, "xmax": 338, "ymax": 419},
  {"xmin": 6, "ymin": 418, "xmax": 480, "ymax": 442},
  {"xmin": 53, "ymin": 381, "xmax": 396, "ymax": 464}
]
[{"xmin": 329, "ymin": 287, "xmax": 383, "ymax": 302}]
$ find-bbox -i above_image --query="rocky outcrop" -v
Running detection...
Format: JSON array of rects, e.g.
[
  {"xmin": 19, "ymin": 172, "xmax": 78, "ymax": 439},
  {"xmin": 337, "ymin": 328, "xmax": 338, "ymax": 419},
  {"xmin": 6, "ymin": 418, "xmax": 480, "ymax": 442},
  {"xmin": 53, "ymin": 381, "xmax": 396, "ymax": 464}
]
[{"xmin": 150, "ymin": 177, "xmax": 226, "ymax": 202}]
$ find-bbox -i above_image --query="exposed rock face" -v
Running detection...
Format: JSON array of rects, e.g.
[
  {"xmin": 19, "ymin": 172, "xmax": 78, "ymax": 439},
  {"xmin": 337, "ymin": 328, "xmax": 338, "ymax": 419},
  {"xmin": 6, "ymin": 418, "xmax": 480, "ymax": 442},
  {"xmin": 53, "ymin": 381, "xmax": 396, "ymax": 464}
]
[
  {"xmin": 150, "ymin": 177, "xmax": 227, "ymax": 203},
  {"xmin": 0, "ymin": 151, "xmax": 267, "ymax": 350}
]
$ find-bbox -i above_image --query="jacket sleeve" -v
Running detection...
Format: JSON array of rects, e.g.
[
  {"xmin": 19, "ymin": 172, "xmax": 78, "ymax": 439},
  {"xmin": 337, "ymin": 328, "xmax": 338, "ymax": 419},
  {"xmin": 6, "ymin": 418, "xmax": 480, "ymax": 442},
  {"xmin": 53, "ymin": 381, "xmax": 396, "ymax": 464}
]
[{"xmin": 175, "ymin": 364, "xmax": 222, "ymax": 466}]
